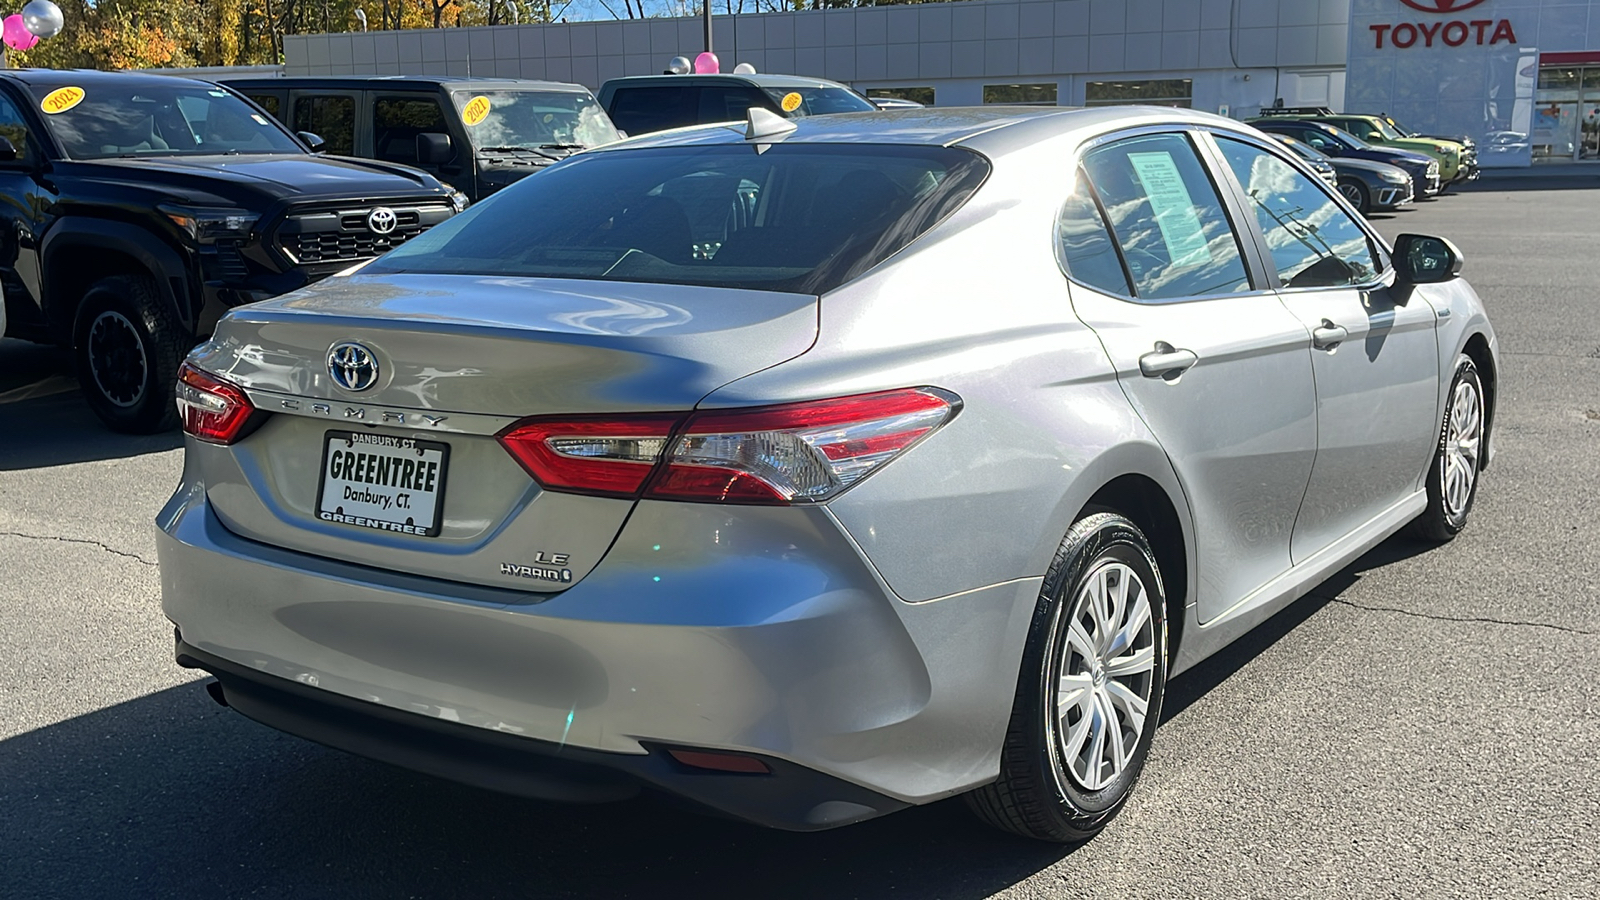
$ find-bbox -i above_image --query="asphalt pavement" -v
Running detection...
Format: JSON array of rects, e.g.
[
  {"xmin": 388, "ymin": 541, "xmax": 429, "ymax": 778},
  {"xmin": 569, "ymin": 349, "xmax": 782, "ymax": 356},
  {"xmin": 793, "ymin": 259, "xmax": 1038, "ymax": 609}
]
[{"xmin": 1, "ymin": 178, "xmax": 1597, "ymax": 899}]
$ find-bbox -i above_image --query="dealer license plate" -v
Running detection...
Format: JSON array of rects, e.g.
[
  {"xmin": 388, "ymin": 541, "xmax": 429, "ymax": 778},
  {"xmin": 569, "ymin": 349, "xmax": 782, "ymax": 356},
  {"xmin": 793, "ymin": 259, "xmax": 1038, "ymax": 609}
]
[{"xmin": 316, "ymin": 430, "xmax": 450, "ymax": 537}]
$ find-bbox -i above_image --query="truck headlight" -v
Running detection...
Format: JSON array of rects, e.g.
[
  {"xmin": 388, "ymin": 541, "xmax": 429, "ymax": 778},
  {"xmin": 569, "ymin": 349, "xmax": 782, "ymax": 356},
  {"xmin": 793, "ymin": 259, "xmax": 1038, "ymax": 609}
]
[{"xmin": 160, "ymin": 205, "xmax": 259, "ymax": 244}]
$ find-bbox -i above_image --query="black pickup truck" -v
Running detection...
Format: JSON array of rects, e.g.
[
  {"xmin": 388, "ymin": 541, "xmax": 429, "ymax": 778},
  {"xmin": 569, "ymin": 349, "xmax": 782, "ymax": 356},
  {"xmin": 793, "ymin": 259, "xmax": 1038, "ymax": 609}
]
[{"xmin": 0, "ymin": 69, "xmax": 464, "ymax": 432}]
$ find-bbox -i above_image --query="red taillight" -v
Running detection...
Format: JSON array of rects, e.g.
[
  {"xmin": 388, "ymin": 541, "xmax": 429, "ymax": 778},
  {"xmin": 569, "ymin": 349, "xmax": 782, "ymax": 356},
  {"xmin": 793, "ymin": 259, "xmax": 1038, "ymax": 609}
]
[
  {"xmin": 496, "ymin": 388, "xmax": 958, "ymax": 504},
  {"xmin": 175, "ymin": 362, "xmax": 257, "ymax": 445},
  {"xmin": 497, "ymin": 415, "xmax": 682, "ymax": 498}
]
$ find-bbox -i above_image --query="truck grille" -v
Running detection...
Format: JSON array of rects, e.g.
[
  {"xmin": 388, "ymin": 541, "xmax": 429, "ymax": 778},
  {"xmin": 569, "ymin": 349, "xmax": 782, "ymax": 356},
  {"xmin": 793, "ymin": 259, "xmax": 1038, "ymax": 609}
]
[{"xmin": 274, "ymin": 203, "xmax": 453, "ymax": 266}]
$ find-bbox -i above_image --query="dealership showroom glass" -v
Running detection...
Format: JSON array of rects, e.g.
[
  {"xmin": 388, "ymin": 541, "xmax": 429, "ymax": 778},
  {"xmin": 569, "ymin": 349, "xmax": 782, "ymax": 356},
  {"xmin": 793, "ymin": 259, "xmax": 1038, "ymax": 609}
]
[{"xmin": 286, "ymin": 0, "xmax": 1600, "ymax": 167}]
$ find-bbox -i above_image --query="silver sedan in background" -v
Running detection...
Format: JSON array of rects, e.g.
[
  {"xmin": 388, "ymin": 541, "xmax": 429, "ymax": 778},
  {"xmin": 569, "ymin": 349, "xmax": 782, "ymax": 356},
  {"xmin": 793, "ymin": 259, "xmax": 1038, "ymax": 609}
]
[{"xmin": 157, "ymin": 106, "xmax": 1497, "ymax": 843}]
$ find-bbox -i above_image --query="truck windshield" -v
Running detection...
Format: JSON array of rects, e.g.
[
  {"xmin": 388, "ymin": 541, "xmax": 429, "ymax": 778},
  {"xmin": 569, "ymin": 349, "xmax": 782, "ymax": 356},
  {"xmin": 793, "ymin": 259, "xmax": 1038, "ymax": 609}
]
[
  {"xmin": 367, "ymin": 142, "xmax": 990, "ymax": 295},
  {"xmin": 761, "ymin": 86, "xmax": 877, "ymax": 117},
  {"xmin": 33, "ymin": 83, "xmax": 303, "ymax": 160},
  {"xmin": 452, "ymin": 90, "xmax": 621, "ymax": 151}
]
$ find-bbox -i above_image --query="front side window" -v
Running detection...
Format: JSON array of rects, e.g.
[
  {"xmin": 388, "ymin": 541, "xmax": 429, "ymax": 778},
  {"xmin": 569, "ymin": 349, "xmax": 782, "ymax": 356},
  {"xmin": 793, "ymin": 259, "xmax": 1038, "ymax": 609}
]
[
  {"xmin": 31, "ymin": 83, "xmax": 303, "ymax": 160},
  {"xmin": 1080, "ymin": 133, "xmax": 1250, "ymax": 300},
  {"xmin": 606, "ymin": 86, "xmax": 698, "ymax": 136},
  {"xmin": 367, "ymin": 143, "xmax": 990, "ymax": 295},
  {"xmin": 374, "ymin": 97, "xmax": 448, "ymax": 164},
  {"xmin": 700, "ymin": 86, "xmax": 771, "ymax": 123},
  {"xmin": 1215, "ymin": 138, "xmax": 1378, "ymax": 290},
  {"xmin": 293, "ymin": 95, "xmax": 355, "ymax": 156},
  {"xmin": 0, "ymin": 92, "xmax": 34, "ymax": 164}
]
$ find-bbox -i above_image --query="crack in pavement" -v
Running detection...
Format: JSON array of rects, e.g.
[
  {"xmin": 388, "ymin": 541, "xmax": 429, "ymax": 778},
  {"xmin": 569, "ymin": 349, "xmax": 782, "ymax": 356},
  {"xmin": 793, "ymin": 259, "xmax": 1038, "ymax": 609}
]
[
  {"xmin": 1320, "ymin": 595, "xmax": 1596, "ymax": 636},
  {"xmin": 0, "ymin": 531, "xmax": 158, "ymax": 568}
]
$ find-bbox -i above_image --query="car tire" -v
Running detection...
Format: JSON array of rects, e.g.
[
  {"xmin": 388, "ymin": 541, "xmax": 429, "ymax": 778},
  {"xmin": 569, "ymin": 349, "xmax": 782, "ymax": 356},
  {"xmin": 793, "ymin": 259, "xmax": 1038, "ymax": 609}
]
[
  {"xmin": 74, "ymin": 274, "xmax": 185, "ymax": 434},
  {"xmin": 1338, "ymin": 177, "xmax": 1371, "ymax": 215},
  {"xmin": 965, "ymin": 511, "xmax": 1168, "ymax": 843},
  {"xmin": 1409, "ymin": 354, "xmax": 1484, "ymax": 542}
]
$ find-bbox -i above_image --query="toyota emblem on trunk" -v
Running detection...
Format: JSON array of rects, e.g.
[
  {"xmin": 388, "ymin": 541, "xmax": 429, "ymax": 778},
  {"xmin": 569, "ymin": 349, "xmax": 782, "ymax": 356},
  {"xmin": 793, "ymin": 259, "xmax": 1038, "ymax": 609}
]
[
  {"xmin": 328, "ymin": 342, "xmax": 379, "ymax": 392},
  {"xmin": 367, "ymin": 206, "xmax": 398, "ymax": 234}
]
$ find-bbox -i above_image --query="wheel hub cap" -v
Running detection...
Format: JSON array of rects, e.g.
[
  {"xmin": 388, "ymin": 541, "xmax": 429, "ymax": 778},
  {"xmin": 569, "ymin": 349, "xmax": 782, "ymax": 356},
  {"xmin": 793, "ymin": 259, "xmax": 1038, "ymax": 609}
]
[
  {"xmin": 1441, "ymin": 378, "xmax": 1482, "ymax": 520},
  {"xmin": 1050, "ymin": 560, "xmax": 1157, "ymax": 793},
  {"xmin": 87, "ymin": 310, "xmax": 148, "ymax": 409}
]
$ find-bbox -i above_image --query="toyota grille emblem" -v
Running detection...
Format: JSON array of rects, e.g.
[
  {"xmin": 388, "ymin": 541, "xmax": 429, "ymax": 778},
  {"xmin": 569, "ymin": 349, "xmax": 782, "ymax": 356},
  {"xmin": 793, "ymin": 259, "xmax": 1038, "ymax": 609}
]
[
  {"xmin": 328, "ymin": 342, "xmax": 379, "ymax": 392},
  {"xmin": 366, "ymin": 206, "xmax": 398, "ymax": 235},
  {"xmin": 1399, "ymin": 0, "xmax": 1486, "ymax": 12}
]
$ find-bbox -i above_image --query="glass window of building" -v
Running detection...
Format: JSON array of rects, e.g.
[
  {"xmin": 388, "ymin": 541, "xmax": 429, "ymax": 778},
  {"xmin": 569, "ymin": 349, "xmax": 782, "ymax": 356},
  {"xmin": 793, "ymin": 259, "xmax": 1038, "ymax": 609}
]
[
  {"xmin": 1084, "ymin": 80, "xmax": 1193, "ymax": 109},
  {"xmin": 983, "ymin": 83, "xmax": 1058, "ymax": 105},
  {"xmin": 867, "ymin": 87, "xmax": 935, "ymax": 106}
]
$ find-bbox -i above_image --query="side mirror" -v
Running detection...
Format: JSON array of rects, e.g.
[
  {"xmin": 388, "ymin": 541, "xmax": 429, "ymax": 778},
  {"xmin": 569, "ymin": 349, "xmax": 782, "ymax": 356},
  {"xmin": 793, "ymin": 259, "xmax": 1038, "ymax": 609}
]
[
  {"xmin": 0, "ymin": 135, "xmax": 17, "ymax": 162},
  {"xmin": 1365, "ymin": 132, "xmax": 1383, "ymax": 141},
  {"xmin": 416, "ymin": 132, "xmax": 453, "ymax": 164},
  {"xmin": 297, "ymin": 131, "xmax": 327, "ymax": 152},
  {"xmin": 1393, "ymin": 233, "xmax": 1464, "ymax": 285}
]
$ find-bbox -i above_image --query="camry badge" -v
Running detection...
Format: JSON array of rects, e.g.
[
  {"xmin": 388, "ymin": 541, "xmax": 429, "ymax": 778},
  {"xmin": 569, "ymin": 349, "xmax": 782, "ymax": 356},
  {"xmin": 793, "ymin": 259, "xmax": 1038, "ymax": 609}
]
[
  {"xmin": 328, "ymin": 342, "xmax": 379, "ymax": 392},
  {"xmin": 367, "ymin": 206, "xmax": 398, "ymax": 235}
]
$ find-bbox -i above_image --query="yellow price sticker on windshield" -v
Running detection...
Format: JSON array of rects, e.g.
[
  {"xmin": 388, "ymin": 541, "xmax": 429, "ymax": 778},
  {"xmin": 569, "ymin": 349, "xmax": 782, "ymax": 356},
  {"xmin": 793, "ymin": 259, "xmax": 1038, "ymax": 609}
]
[
  {"xmin": 780, "ymin": 92, "xmax": 802, "ymax": 113},
  {"xmin": 41, "ymin": 86, "xmax": 85, "ymax": 115},
  {"xmin": 461, "ymin": 95, "xmax": 492, "ymax": 126}
]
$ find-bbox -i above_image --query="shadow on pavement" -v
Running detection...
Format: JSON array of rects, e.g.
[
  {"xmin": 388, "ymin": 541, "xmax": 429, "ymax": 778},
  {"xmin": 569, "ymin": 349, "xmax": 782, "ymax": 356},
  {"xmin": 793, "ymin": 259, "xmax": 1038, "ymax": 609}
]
[
  {"xmin": 0, "ymin": 534, "xmax": 1436, "ymax": 899},
  {"xmin": 1161, "ymin": 533, "xmax": 1434, "ymax": 723},
  {"xmin": 0, "ymin": 391, "xmax": 181, "ymax": 470},
  {"xmin": 1460, "ymin": 174, "xmax": 1600, "ymax": 192}
]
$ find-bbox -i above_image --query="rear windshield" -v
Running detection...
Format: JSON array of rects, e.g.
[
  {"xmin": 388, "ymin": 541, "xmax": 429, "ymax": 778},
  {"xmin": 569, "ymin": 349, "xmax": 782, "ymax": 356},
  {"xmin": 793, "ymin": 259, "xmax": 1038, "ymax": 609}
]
[{"xmin": 367, "ymin": 143, "xmax": 990, "ymax": 294}]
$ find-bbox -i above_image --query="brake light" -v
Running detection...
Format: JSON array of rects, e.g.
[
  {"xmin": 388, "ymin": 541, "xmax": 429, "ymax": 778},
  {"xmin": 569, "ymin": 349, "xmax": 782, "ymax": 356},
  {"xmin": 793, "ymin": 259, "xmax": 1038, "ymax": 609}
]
[
  {"xmin": 497, "ymin": 388, "xmax": 958, "ymax": 504},
  {"xmin": 175, "ymin": 362, "xmax": 257, "ymax": 445},
  {"xmin": 497, "ymin": 415, "xmax": 681, "ymax": 498},
  {"xmin": 646, "ymin": 388, "xmax": 958, "ymax": 504}
]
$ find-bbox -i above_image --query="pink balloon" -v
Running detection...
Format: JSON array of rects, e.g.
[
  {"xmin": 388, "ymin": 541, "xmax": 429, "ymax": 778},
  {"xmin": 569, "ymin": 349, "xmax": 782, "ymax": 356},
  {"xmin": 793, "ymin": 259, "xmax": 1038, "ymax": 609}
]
[
  {"xmin": 693, "ymin": 51, "xmax": 719, "ymax": 74},
  {"xmin": 3, "ymin": 15, "xmax": 38, "ymax": 51}
]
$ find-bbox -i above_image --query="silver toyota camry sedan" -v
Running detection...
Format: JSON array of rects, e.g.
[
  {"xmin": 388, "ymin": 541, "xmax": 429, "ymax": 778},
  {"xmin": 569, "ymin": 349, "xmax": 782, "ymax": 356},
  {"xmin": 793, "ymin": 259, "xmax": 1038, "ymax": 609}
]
[{"xmin": 158, "ymin": 106, "xmax": 1498, "ymax": 842}]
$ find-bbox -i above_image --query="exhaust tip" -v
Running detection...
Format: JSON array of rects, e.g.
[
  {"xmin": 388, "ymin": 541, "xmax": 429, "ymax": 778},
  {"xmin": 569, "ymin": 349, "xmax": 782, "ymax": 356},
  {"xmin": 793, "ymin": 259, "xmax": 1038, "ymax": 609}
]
[{"xmin": 204, "ymin": 679, "xmax": 230, "ymax": 708}]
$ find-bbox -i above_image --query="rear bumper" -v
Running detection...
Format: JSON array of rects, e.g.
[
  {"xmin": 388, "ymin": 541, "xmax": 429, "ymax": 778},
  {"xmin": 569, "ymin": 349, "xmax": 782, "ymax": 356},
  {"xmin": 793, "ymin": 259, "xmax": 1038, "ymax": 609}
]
[
  {"xmin": 178, "ymin": 637, "xmax": 908, "ymax": 830},
  {"xmin": 157, "ymin": 486, "xmax": 1036, "ymax": 823}
]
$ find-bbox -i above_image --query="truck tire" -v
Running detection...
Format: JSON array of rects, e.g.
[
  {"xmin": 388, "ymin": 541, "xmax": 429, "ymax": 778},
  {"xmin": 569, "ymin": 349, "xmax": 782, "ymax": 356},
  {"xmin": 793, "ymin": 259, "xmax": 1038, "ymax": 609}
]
[{"xmin": 74, "ymin": 274, "xmax": 185, "ymax": 433}]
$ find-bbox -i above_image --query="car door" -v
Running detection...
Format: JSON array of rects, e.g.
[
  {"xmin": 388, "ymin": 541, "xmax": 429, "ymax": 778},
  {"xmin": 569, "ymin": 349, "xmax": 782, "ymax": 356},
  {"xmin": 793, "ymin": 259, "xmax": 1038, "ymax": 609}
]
[
  {"xmin": 1207, "ymin": 133, "xmax": 1440, "ymax": 563},
  {"xmin": 1063, "ymin": 130, "xmax": 1319, "ymax": 626},
  {"xmin": 0, "ymin": 86, "xmax": 55, "ymax": 340}
]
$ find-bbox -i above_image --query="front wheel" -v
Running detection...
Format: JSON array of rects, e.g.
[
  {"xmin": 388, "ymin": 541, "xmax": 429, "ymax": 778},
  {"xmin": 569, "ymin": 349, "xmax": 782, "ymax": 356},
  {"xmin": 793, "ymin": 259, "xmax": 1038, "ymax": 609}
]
[
  {"xmin": 1410, "ymin": 354, "xmax": 1484, "ymax": 541},
  {"xmin": 73, "ymin": 274, "xmax": 185, "ymax": 434},
  {"xmin": 966, "ymin": 512, "xmax": 1168, "ymax": 843},
  {"xmin": 1338, "ymin": 177, "xmax": 1372, "ymax": 215}
]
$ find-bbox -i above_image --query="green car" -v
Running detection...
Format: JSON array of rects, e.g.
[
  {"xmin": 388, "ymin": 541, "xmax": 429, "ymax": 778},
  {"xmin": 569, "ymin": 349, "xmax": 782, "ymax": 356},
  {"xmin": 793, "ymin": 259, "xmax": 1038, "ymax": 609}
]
[{"xmin": 1307, "ymin": 114, "xmax": 1468, "ymax": 184}]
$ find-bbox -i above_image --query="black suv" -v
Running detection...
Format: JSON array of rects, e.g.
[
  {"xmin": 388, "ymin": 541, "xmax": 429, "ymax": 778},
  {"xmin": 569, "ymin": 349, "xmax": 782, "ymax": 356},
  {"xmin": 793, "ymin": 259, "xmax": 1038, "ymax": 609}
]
[
  {"xmin": 220, "ymin": 76, "xmax": 622, "ymax": 203},
  {"xmin": 0, "ymin": 69, "xmax": 462, "ymax": 432},
  {"xmin": 597, "ymin": 73, "xmax": 876, "ymax": 137}
]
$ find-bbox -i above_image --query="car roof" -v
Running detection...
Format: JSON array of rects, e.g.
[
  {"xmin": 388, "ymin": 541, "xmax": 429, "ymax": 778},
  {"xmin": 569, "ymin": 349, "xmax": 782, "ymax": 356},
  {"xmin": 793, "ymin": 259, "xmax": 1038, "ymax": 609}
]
[
  {"xmin": 597, "ymin": 105, "xmax": 1255, "ymax": 156},
  {"xmin": 602, "ymin": 73, "xmax": 851, "ymax": 90},
  {"xmin": 0, "ymin": 68, "xmax": 221, "ymax": 91},
  {"xmin": 218, "ymin": 75, "xmax": 592, "ymax": 93}
]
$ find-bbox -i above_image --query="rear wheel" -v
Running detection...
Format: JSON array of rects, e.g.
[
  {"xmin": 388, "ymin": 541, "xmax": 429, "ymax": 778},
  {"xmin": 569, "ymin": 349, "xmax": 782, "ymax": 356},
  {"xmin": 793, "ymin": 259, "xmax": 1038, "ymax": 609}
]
[
  {"xmin": 74, "ymin": 274, "xmax": 185, "ymax": 434},
  {"xmin": 1338, "ymin": 177, "xmax": 1371, "ymax": 215},
  {"xmin": 1410, "ymin": 354, "xmax": 1483, "ymax": 541},
  {"xmin": 966, "ymin": 512, "xmax": 1168, "ymax": 843}
]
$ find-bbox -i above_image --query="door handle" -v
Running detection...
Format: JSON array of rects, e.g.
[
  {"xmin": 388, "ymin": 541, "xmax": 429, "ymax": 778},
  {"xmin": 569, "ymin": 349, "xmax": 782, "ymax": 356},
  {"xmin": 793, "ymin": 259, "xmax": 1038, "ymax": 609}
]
[
  {"xmin": 1312, "ymin": 319, "xmax": 1348, "ymax": 351},
  {"xmin": 1139, "ymin": 342, "xmax": 1199, "ymax": 381}
]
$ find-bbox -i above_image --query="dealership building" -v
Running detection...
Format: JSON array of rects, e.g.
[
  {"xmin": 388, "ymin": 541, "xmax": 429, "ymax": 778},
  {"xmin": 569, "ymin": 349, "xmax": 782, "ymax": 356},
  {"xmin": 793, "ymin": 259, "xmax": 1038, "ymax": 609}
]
[{"xmin": 283, "ymin": 0, "xmax": 1600, "ymax": 166}]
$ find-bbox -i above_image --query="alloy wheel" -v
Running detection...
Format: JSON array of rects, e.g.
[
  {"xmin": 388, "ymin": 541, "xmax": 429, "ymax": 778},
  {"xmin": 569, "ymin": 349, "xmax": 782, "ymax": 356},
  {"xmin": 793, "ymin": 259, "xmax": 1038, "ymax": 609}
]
[
  {"xmin": 1050, "ymin": 560, "xmax": 1157, "ymax": 792},
  {"xmin": 1441, "ymin": 377, "xmax": 1482, "ymax": 519},
  {"xmin": 87, "ymin": 309, "xmax": 149, "ymax": 408}
]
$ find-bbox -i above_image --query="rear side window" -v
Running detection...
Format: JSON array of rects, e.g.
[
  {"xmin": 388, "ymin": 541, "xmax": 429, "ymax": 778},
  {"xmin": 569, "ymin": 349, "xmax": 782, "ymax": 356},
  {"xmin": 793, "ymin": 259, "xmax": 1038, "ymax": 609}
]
[
  {"xmin": 293, "ymin": 95, "xmax": 354, "ymax": 155},
  {"xmin": 1057, "ymin": 168, "xmax": 1131, "ymax": 296},
  {"xmin": 607, "ymin": 87, "xmax": 699, "ymax": 136},
  {"xmin": 248, "ymin": 94, "xmax": 282, "ymax": 119},
  {"xmin": 699, "ymin": 86, "xmax": 771, "ymax": 124},
  {"xmin": 1081, "ymin": 133, "xmax": 1250, "ymax": 300},
  {"xmin": 1215, "ymin": 138, "xmax": 1378, "ymax": 289},
  {"xmin": 374, "ymin": 96, "xmax": 448, "ymax": 164},
  {"xmin": 368, "ymin": 143, "xmax": 991, "ymax": 295}
]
